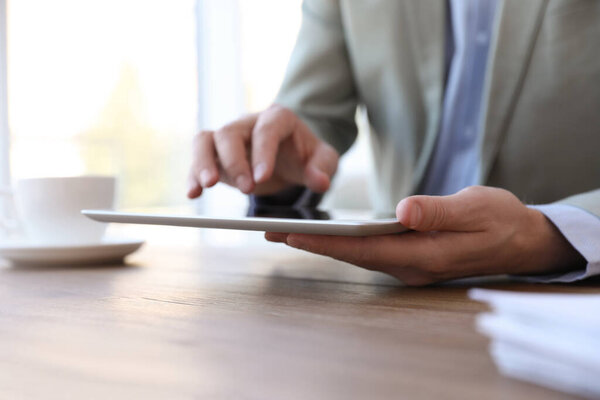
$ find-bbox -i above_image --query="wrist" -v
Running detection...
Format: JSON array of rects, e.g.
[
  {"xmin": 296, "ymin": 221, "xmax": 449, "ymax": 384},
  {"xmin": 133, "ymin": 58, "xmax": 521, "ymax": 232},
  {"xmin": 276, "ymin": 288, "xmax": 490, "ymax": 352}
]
[{"xmin": 521, "ymin": 208, "xmax": 586, "ymax": 275}]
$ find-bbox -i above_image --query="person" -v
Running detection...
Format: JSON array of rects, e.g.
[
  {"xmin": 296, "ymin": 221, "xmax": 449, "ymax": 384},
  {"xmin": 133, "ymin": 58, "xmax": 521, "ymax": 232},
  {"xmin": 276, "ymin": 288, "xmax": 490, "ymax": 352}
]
[{"xmin": 187, "ymin": 0, "xmax": 600, "ymax": 286}]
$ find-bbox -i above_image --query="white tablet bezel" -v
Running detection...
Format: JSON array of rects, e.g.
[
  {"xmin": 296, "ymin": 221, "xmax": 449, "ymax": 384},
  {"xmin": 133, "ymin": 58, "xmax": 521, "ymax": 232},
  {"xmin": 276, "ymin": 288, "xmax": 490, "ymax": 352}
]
[{"xmin": 81, "ymin": 210, "xmax": 408, "ymax": 236}]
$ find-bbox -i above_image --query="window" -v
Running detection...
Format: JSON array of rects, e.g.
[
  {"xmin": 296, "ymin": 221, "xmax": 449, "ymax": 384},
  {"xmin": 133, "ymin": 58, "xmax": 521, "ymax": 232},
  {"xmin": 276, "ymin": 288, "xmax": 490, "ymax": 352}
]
[{"xmin": 7, "ymin": 0, "xmax": 198, "ymax": 208}]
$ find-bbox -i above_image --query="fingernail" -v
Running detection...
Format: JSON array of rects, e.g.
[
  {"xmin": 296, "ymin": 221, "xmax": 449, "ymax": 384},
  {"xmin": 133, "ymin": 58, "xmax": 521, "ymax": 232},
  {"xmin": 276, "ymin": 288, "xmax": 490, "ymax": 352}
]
[
  {"xmin": 200, "ymin": 169, "xmax": 212, "ymax": 187},
  {"xmin": 236, "ymin": 174, "xmax": 252, "ymax": 193},
  {"xmin": 265, "ymin": 232, "xmax": 287, "ymax": 243},
  {"xmin": 188, "ymin": 177, "xmax": 199, "ymax": 193},
  {"xmin": 410, "ymin": 204, "xmax": 422, "ymax": 228},
  {"xmin": 253, "ymin": 162, "xmax": 267, "ymax": 182}
]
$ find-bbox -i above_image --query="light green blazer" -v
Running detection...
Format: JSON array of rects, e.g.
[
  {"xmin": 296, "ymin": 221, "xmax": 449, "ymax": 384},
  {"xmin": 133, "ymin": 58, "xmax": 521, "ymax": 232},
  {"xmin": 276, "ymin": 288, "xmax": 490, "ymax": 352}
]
[{"xmin": 276, "ymin": 0, "xmax": 600, "ymax": 216}]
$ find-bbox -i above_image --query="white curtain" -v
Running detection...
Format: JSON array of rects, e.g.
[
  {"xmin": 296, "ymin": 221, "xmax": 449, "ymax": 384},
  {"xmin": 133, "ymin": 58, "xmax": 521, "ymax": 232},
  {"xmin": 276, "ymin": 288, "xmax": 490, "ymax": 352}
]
[
  {"xmin": 0, "ymin": 0, "xmax": 12, "ymax": 234},
  {"xmin": 193, "ymin": 0, "xmax": 249, "ymax": 217},
  {"xmin": 0, "ymin": 0, "xmax": 9, "ymax": 190},
  {"xmin": 195, "ymin": 0, "xmax": 244, "ymax": 131}
]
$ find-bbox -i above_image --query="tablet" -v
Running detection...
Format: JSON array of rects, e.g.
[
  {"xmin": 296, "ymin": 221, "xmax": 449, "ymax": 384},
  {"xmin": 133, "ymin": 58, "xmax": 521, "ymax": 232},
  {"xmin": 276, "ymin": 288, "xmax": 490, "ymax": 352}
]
[{"xmin": 82, "ymin": 207, "xmax": 408, "ymax": 236}]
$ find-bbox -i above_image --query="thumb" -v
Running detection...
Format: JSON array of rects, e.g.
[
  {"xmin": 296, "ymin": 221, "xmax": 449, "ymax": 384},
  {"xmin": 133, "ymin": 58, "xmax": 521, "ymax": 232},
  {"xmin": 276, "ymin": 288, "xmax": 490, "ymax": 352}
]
[
  {"xmin": 396, "ymin": 189, "xmax": 483, "ymax": 232},
  {"xmin": 303, "ymin": 142, "xmax": 339, "ymax": 193}
]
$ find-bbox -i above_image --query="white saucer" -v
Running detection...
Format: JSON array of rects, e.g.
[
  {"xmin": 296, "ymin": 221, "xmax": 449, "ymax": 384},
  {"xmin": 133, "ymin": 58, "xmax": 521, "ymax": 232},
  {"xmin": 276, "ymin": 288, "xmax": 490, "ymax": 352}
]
[{"xmin": 0, "ymin": 238, "xmax": 145, "ymax": 266}]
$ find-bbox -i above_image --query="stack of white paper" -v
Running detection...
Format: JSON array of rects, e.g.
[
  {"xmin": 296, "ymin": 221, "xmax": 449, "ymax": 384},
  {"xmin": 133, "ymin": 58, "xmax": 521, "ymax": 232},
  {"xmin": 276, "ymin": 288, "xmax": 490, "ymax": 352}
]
[{"xmin": 469, "ymin": 288, "xmax": 600, "ymax": 399}]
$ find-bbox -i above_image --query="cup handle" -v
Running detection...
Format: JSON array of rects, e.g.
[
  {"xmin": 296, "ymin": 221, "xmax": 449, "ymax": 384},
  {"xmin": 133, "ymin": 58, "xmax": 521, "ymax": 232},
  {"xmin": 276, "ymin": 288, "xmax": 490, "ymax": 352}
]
[{"xmin": 0, "ymin": 187, "xmax": 20, "ymax": 234}]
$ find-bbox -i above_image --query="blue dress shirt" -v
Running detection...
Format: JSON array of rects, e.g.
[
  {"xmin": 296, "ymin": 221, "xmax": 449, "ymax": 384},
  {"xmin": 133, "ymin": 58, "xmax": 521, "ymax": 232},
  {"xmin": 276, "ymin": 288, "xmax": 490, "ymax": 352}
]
[{"xmin": 421, "ymin": 0, "xmax": 497, "ymax": 196}]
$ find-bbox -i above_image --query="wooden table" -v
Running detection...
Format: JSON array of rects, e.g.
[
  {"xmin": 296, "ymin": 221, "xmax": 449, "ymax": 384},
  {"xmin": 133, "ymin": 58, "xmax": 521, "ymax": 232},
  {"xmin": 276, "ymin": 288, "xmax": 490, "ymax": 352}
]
[{"xmin": 1, "ymin": 229, "xmax": 598, "ymax": 399}]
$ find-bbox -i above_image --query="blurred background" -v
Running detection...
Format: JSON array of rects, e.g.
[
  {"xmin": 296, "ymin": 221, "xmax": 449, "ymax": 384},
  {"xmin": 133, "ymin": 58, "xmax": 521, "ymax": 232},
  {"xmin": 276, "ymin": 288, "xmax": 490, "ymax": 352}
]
[{"xmin": 0, "ymin": 0, "xmax": 373, "ymax": 228}]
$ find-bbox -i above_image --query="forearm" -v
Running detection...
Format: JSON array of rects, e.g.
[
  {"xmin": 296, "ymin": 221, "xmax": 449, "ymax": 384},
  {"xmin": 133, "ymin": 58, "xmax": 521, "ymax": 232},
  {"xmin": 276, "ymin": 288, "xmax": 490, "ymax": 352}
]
[{"xmin": 275, "ymin": 0, "xmax": 359, "ymax": 156}]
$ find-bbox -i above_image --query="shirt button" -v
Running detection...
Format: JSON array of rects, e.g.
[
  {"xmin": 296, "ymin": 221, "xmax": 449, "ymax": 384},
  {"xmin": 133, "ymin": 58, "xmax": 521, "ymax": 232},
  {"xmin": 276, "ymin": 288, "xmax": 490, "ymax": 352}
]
[
  {"xmin": 465, "ymin": 126, "xmax": 476, "ymax": 139},
  {"xmin": 476, "ymin": 32, "xmax": 488, "ymax": 45}
]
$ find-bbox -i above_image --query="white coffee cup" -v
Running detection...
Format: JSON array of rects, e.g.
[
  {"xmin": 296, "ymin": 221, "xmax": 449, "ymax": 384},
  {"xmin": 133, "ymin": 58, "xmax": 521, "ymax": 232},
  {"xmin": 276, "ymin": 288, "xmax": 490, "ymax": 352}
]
[{"xmin": 14, "ymin": 176, "xmax": 116, "ymax": 245}]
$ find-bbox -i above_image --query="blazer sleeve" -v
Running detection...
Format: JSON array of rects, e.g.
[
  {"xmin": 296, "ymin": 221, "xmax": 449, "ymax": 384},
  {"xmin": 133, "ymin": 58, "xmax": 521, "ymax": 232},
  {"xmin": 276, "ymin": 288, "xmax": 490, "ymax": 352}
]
[{"xmin": 275, "ymin": 0, "xmax": 359, "ymax": 155}]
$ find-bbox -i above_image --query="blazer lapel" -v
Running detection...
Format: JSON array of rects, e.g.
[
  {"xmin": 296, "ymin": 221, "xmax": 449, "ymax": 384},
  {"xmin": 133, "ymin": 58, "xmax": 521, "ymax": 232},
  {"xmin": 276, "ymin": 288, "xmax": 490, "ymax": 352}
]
[{"xmin": 479, "ymin": 0, "xmax": 548, "ymax": 182}]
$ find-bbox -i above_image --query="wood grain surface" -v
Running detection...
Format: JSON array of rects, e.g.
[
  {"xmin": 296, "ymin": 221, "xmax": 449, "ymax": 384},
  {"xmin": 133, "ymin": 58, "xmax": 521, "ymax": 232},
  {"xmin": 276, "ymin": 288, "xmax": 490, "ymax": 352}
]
[{"xmin": 1, "ymin": 232, "xmax": 597, "ymax": 400}]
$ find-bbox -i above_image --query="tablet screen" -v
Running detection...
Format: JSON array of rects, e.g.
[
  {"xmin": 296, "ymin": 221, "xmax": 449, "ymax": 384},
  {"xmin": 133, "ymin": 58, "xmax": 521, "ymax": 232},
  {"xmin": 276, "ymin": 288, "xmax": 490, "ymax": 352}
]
[
  {"xmin": 247, "ymin": 205, "xmax": 396, "ymax": 221},
  {"xmin": 248, "ymin": 205, "xmax": 331, "ymax": 220}
]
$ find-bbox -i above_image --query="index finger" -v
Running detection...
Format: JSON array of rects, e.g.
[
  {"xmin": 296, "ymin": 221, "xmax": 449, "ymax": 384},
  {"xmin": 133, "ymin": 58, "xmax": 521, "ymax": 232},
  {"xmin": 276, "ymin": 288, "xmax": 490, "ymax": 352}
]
[
  {"xmin": 251, "ymin": 106, "xmax": 298, "ymax": 183},
  {"xmin": 213, "ymin": 114, "xmax": 257, "ymax": 193}
]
